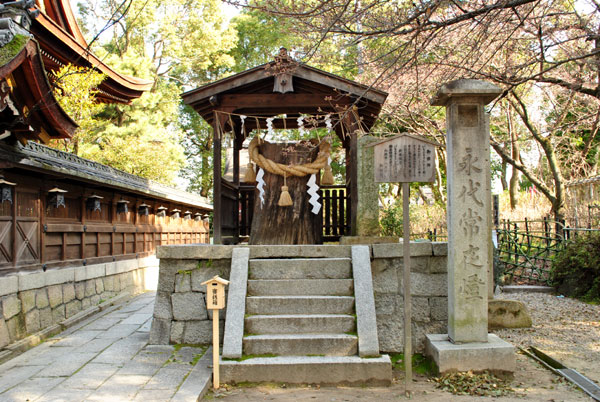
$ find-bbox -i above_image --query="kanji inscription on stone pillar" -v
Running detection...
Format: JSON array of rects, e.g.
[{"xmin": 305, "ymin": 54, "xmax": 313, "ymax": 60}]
[{"xmin": 431, "ymin": 79, "xmax": 502, "ymax": 343}]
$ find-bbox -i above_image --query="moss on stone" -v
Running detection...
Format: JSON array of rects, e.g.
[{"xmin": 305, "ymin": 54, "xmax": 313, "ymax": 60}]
[{"xmin": 0, "ymin": 34, "xmax": 29, "ymax": 67}]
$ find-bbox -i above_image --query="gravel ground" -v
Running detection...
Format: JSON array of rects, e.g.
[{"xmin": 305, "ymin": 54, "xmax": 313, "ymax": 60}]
[
  {"xmin": 495, "ymin": 291, "xmax": 600, "ymax": 384},
  {"xmin": 205, "ymin": 291, "xmax": 599, "ymax": 401}
]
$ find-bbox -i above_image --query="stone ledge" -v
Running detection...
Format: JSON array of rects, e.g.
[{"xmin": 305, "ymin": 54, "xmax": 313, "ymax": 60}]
[
  {"xmin": 157, "ymin": 245, "xmax": 354, "ymax": 260},
  {"xmin": 372, "ymin": 242, "xmax": 433, "ymax": 258},
  {"xmin": 425, "ymin": 333, "xmax": 515, "ymax": 374},
  {"xmin": 171, "ymin": 346, "xmax": 212, "ymax": 401},
  {"xmin": 75, "ymin": 264, "xmax": 106, "ymax": 282},
  {"xmin": 0, "ymin": 276, "xmax": 18, "ymax": 297}
]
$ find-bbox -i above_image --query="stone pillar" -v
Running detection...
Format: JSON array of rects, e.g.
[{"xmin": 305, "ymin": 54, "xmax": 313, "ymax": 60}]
[
  {"xmin": 356, "ymin": 135, "xmax": 380, "ymax": 237},
  {"xmin": 425, "ymin": 79, "xmax": 515, "ymax": 374},
  {"xmin": 432, "ymin": 79, "xmax": 501, "ymax": 343}
]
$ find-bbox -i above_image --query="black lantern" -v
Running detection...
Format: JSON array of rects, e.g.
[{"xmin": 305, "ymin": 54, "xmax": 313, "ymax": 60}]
[
  {"xmin": 171, "ymin": 209, "xmax": 181, "ymax": 219},
  {"xmin": 86, "ymin": 194, "xmax": 103, "ymax": 212},
  {"xmin": 0, "ymin": 176, "xmax": 16, "ymax": 204},
  {"xmin": 47, "ymin": 187, "xmax": 67, "ymax": 209},
  {"xmin": 116, "ymin": 198, "xmax": 129, "ymax": 214},
  {"xmin": 138, "ymin": 203, "xmax": 150, "ymax": 216},
  {"xmin": 194, "ymin": 212, "xmax": 202, "ymax": 221},
  {"xmin": 183, "ymin": 210, "xmax": 192, "ymax": 220},
  {"xmin": 157, "ymin": 206, "xmax": 167, "ymax": 217}
]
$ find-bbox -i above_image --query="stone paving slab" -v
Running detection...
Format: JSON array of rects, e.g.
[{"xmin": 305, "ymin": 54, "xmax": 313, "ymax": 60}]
[{"xmin": 0, "ymin": 291, "xmax": 212, "ymax": 402}]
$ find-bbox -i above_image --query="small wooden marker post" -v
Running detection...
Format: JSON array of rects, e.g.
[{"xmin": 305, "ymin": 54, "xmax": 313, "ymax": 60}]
[
  {"xmin": 201, "ymin": 275, "xmax": 230, "ymax": 390},
  {"xmin": 371, "ymin": 134, "xmax": 440, "ymax": 397}
]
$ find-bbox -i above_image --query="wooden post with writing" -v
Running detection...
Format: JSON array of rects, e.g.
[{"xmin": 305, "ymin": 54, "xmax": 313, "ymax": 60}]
[
  {"xmin": 369, "ymin": 133, "xmax": 440, "ymax": 396},
  {"xmin": 201, "ymin": 275, "xmax": 230, "ymax": 390}
]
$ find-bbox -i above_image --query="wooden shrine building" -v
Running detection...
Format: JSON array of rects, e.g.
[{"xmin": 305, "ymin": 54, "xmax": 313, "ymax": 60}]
[
  {"xmin": 182, "ymin": 49, "xmax": 387, "ymax": 244},
  {"xmin": 0, "ymin": 0, "xmax": 212, "ymax": 276},
  {"xmin": 0, "ymin": 1, "xmax": 212, "ymax": 350}
]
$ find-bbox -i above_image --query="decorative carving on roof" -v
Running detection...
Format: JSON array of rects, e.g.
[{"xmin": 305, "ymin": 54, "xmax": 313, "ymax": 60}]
[
  {"xmin": 0, "ymin": 141, "xmax": 212, "ymax": 209},
  {"xmin": 0, "ymin": 0, "xmax": 39, "ymax": 31}
]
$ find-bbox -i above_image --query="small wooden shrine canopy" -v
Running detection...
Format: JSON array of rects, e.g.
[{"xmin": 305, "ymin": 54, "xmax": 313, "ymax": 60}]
[{"xmin": 182, "ymin": 49, "xmax": 387, "ymax": 244}]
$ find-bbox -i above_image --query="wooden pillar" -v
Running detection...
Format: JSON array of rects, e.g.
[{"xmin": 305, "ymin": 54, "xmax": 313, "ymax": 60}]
[
  {"xmin": 341, "ymin": 109, "xmax": 361, "ymax": 236},
  {"xmin": 212, "ymin": 112, "xmax": 223, "ymax": 244},
  {"xmin": 80, "ymin": 193, "xmax": 85, "ymax": 260},
  {"xmin": 233, "ymin": 125, "xmax": 243, "ymax": 186}
]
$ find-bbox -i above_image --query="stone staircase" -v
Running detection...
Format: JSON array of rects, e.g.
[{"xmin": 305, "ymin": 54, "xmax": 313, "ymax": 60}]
[{"xmin": 220, "ymin": 246, "xmax": 391, "ymax": 385}]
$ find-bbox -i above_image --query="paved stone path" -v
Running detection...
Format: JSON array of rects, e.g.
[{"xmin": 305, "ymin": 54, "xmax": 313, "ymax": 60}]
[{"xmin": 0, "ymin": 292, "xmax": 211, "ymax": 402}]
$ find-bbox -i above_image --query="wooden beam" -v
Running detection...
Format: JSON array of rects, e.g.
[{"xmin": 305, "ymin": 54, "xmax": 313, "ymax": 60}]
[{"xmin": 217, "ymin": 94, "xmax": 351, "ymax": 109}]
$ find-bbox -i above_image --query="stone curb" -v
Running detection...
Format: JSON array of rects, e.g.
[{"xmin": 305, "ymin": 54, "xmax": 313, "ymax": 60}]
[
  {"xmin": 171, "ymin": 346, "xmax": 213, "ymax": 401},
  {"xmin": 0, "ymin": 291, "xmax": 133, "ymax": 365}
]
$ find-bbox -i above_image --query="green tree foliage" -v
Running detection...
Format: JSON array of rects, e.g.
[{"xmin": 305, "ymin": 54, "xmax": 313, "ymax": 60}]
[
  {"xmin": 57, "ymin": 0, "xmax": 237, "ymax": 185},
  {"xmin": 551, "ymin": 232, "xmax": 600, "ymax": 302}
]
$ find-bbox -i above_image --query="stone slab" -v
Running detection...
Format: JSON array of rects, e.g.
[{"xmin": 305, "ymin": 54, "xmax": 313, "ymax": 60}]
[
  {"xmin": 246, "ymin": 296, "xmax": 354, "ymax": 315},
  {"xmin": 222, "ymin": 248, "xmax": 248, "ymax": 359},
  {"xmin": 245, "ymin": 314, "xmax": 355, "ymax": 335},
  {"xmin": 340, "ymin": 236, "xmax": 398, "ymax": 245},
  {"xmin": 220, "ymin": 355, "xmax": 392, "ymax": 385},
  {"xmin": 45, "ymin": 268, "xmax": 76, "ymax": 287},
  {"xmin": 425, "ymin": 333, "xmax": 516, "ymax": 373},
  {"xmin": 158, "ymin": 245, "xmax": 354, "ymax": 260},
  {"xmin": 171, "ymin": 293, "xmax": 207, "ymax": 321},
  {"xmin": 243, "ymin": 333, "xmax": 357, "ymax": 356},
  {"xmin": 247, "ymin": 279, "xmax": 353, "ymax": 296},
  {"xmin": 501, "ymin": 285, "xmax": 554, "ymax": 294},
  {"xmin": 0, "ymin": 276, "xmax": 18, "ymax": 297},
  {"xmin": 170, "ymin": 346, "xmax": 212, "ymax": 402},
  {"xmin": 351, "ymin": 245, "xmax": 380, "ymax": 357},
  {"xmin": 249, "ymin": 258, "xmax": 351, "ymax": 280},
  {"xmin": 372, "ymin": 242, "xmax": 433, "ymax": 258}
]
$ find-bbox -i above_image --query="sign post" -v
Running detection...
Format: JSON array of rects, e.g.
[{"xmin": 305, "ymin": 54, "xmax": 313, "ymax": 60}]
[
  {"xmin": 371, "ymin": 134, "xmax": 440, "ymax": 397},
  {"xmin": 202, "ymin": 275, "xmax": 230, "ymax": 390}
]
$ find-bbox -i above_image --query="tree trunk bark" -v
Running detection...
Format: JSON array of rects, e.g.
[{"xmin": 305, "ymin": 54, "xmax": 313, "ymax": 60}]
[{"xmin": 250, "ymin": 141, "xmax": 322, "ymax": 245}]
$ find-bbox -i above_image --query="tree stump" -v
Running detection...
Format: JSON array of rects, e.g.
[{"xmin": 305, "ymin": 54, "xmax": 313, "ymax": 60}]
[{"xmin": 250, "ymin": 141, "xmax": 322, "ymax": 245}]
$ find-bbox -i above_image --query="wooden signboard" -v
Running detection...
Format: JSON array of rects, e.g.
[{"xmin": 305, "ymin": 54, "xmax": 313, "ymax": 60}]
[
  {"xmin": 369, "ymin": 133, "xmax": 440, "ymax": 397},
  {"xmin": 372, "ymin": 134, "xmax": 437, "ymax": 183}
]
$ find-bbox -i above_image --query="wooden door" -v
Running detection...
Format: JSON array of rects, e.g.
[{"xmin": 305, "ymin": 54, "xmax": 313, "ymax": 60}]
[
  {"xmin": 0, "ymin": 201, "xmax": 12, "ymax": 268},
  {"xmin": 15, "ymin": 191, "xmax": 39, "ymax": 265}
]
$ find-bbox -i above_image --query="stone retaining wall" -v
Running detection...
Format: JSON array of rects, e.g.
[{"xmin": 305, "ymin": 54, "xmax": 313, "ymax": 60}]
[
  {"xmin": 150, "ymin": 243, "xmax": 448, "ymax": 352},
  {"xmin": 0, "ymin": 256, "xmax": 159, "ymax": 350}
]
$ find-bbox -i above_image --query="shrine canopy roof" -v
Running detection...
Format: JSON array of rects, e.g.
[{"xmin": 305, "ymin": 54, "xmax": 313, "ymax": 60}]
[
  {"xmin": 181, "ymin": 49, "xmax": 388, "ymax": 138},
  {"xmin": 30, "ymin": 0, "xmax": 152, "ymax": 103},
  {"xmin": 1, "ymin": 32, "xmax": 77, "ymax": 143}
]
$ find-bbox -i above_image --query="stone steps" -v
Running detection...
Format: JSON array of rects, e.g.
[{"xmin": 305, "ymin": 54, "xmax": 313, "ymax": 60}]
[
  {"xmin": 222, "ymin": 246, "xmax": 391, "ymax": 385},
  {"xmin": 245, "ymin": 314, "xmax": 355, "ymax": 334},
  {"xmin": 245, "ymin": 296, "xmax": 355, "ymax": 315},
  {"xmin": 247, "ymin": 279, "xmax": 353, "ymax": 296},
  {"xmin": 243, "ymin": 334, "xmax": 358, "ymax": 356},
  {"xmin": 220, "ymin": 355, "xmax": 392, "ymax": 385},
  {"xmin": 249, "ymin": 258, "xmax": 352, "ymax": 279}
]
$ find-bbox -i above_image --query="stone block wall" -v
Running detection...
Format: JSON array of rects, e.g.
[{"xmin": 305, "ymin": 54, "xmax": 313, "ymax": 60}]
[
  {"xmin": 0, "ymin": 256, "xmax": 158, "ymax": 350},
  {"xmin": 149, "ymin": 258, "xmax": 230, "ymax": 345},
  {"xmin": 371, "ymin": 242, "xmax": 448, "ymax": 352},
  {"xmin": 150, "ymin": 243, "xmax": 449, "ymax": 353}
]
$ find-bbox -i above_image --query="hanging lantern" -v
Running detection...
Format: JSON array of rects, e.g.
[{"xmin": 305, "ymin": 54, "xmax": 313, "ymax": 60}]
[
  {"xmin": 138, "ymin": 203, "xmax": 150, "ymax": 216},
  {"xmin": 116, "ymin": 198, "xmax": 130, "ymax": 214},
  {"xmin": 157, "ymin": 206, "xmax": 167, "ymax": 217},
  {"xmin": 194, "ymin": 212, "xmax": 202, "ymax": 222},
  {"xmin": 86, "ymin": 194, "xmax": 103, "ymax": 212},
  {"xmin": 171, "ymin": 209, "xmax": 181, "ymax": 219},
  {"xmin": 47, "ymin": 187, "xmax": 67, "ymax": 209},
  {"xmin": 183, "ymin": 210, "xmax": 192, "ymax": 220},
  {"xmin": 202, "ymin": 214, "xmax": 210, "ymax": 223},
  {"xmin": 0, "ymin": 176, "xmax": 16, "ymax": 204}
]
